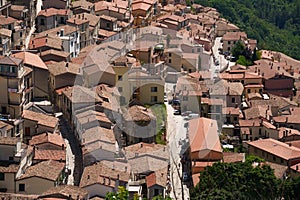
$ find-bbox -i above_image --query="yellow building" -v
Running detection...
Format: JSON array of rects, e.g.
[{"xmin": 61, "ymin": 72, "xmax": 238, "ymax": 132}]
[{"xmin": 0, "ymin": 56, "xmax": 32, "ymax": 119}]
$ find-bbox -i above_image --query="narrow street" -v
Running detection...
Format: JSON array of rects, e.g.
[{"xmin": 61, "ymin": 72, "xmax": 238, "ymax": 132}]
[
  {"xmin": 59, "ymin": 117, "xmax": 83, "ymax": 186},
  {"xmin": 211, "ymin": 37, "xmax": 236, "ymax": 72},
  {"xmin": 165, "ymin": 82, "xmax": 190, "ymax": 199}
]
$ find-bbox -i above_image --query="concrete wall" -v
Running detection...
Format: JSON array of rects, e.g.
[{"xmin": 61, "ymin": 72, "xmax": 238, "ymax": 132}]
[
  {"xmin": 84, "ymin": 184, "xmax": 113, "ymax": 198},
  {"xmin": 139, "ymin": 83, "xmax": 164, "ymax": 105},
  {"xmin": 0, "ymin": 144, "xmax": 15, "ymax": 160},
  {"xmin": 0, "ymin": 172, "xmax": 15, "ymax": 193},
  {"xmin": 16, "ymin": 177, "xmax": 54, "ymax": 194}
]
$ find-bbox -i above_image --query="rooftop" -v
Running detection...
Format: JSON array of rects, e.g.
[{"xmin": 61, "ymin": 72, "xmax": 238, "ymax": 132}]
[
  {"xmin": 12, "ymin": 51, "xmax": 48, "ymax": 70},
  {"xmin": 80, "ymin": 160, "xmax": 130, "ymax": 188},
  {"xmin": 29, "ymin": 132, "xmax": 65, "ymax": 148},
  {"xmin": 22, "ymin": 110, "xmax": 59, "ymax": 129},
  {"xmin": 17, "ymin": 160, "xmax": 65, "ymax": 181},
  {"xmin": 247, "ymin": 138, "xmax": 300, "ymax": 160}
]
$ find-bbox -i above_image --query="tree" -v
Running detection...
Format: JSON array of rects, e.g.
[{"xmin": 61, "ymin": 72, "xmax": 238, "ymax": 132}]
[
  {"xmin": 231, "ymin": 40, "xmax": 245, "ymax": 59},
  {"xmin": 105, "ymin": 186, "xmax": 129, "ymax": 200},
  {"xmin": 282, "ymin": 176, "xmax": 300, "ymax": 200},
  {"xmin": 190, "ymin": 156, "xmax": 281, "ymax": 200}
]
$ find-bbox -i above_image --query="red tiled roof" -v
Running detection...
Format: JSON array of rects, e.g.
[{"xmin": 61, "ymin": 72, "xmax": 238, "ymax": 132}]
[
  {"xmin": 34, "ymin": 149, "xmax": 66, "ymax": 161},
  {"xmin": 22, "ymin": 110, "xmax": 59, "ymax": 128},
  {"xmin": 188, "ymin": 117, "xmax": 222, "ymax": 159},
  {"xmin": 12, "ymin": 52, "xmax": 48, "ymax": 70},
  {"xmin": 248, "ymin": 138, "xmax": 300, "ymax": 160},
  {"xmin": 29, "ymin": 132, "xmax": 65, "ymax": 147},
  {"xmin": 17, "ymin": 160, "xmax": 65, "ymax": 181},
  {"xmin": 37, "ymin": 8, "xmax": 70, "ymax": 17}
]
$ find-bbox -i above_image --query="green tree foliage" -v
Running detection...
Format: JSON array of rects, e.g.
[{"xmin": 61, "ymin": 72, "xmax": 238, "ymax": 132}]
[
  {"xmin": 282, "ymin": 176, "xmax": 300, "ymax": 200},
  {"xmin": 231, "ymin": 41, "xmax": 257, "ymax": 66},
  {"xmin": 105, "ymin": 186, "xmax": 129, "ymax": 200},
  {"xmin": 195, "ymin": 0, "xmax": 300, "ymax": 60},
  {"xmin": 190, "ymin": 156, "xmax": 281, "ymax": 199}
]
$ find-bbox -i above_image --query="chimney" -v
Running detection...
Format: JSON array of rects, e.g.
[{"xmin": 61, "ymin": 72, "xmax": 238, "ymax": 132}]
[{"xmin": 60, "ymin": 29, "xmax": 64, "ymax": 36}]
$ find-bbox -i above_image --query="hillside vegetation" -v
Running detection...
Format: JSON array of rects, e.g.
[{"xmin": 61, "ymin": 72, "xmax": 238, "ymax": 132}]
[{"xmin": 195, "ymin": 0, "xmax": 300, "ymax": 60}]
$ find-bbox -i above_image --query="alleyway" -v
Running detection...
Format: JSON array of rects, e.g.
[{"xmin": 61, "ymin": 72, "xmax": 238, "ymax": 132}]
[{"xmin": 59, "ymin": 117, "xmax": 83, "ymax": 186}]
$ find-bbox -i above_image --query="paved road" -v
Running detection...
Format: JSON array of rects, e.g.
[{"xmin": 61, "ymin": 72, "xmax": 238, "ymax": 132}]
[
  {"xmin": 59, "ymin": 117, "xmax": 83, "ymax": 186},
  {"xmin": 25, "ymin": 0, "xmax": 42, "ymax": 49},
  {"xmin": 165, "ymin": 95, "xmax": 190, "ymax": 199},
  {"xmin": 211, "ymin": 37, "xmax": 236, "ymax": 72}
]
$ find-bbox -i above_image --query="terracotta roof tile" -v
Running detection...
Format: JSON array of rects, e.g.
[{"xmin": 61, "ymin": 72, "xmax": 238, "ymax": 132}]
[
  {"xmin": 82, "ymin": 126, "xmax": 115, "ymax": 145},
  {"xmin": 0, "ymin": 56, "xmax": 22, "ymax": 66},
  {"xmin": 222, "ymin": 152, "xmax": 245, "ymax": 163},
  {"xmin": 188, "ymin": 117, "xmax": 222, "ymax": 159},
  {"xmin": 29, "ymin": 132, "xmax": 65, "ymax": 148},
  {"xmin": 37, "ymin": 8, "xmax": 70, "ymax": 17},
  {"xmin": 17, "ymin": 160, "xmax": 65, "ymax": 181},
  {"xmin": 34, "ymin": 149, "xmax": 66, "ymax": 161},
  {"xmin": 0, "ymin": 28, "xmax": 12, "ymax": 37},
  {"xmin": 29, "ymin": 35, "xmax": 62, "ymax": 50},
  {"xmin": 124, "ymin": 142, "xmax": 169, "ymax": 160},
  {"xmin": 0, "ymin": 15, "xmax": 17, "ymax": 25},
  {"xmin": 80, "ymin": 160, "xmax": 130, "ymax": 188},
  {"xmin": 47, "ymin": 61, "xmax": 80, "ymax": 76},
  {"xmin": 0, "ymin": 162, "xmax": 19, "ymax": 173},
  {"xmin": 222, "ymin": 31, "xmax": 247, "ymax": 41},
  {"xmin": 41, "ymin": 185, "xmax": 88, "ymax": 200},
  {"xmin": 248, "ymin": 138, "xmax": 300, "ymax": 160},
  {"xmin": 12, "ymin": 52, "xmax": 48, "ymax": 70},
  {"xmin": 22, "ymin": 110, "xmax": 59, "ymax": 129},
  {"xmin": 0, "ymin": 136, "xmax": 20, "ymax": 145}
]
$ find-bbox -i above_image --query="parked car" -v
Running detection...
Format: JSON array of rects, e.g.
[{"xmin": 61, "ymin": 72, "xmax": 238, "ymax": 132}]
[
  {"xmin": 174, "ymin": 110, "xmax": 181, "ymax": 115},
  {"xmin": 183, "ymin": 172, "xmax": 190, "ymax": 182},
  {"xmin": 182, "ymin": 111, "xmax": 192, "ymax": 116}
]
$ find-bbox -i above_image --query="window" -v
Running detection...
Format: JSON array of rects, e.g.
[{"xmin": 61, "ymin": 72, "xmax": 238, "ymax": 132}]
[
  {"xmin": 227, "ymin": 47, "xmax": 230, "ymax": 51},
  {"xmin": 25, "ymin": 127, "xmax": 30, "ymax": 136},
  {"xmin": 247, "ymin": 89, "xmax": 251, "ymax": 93},
  {"xmin": 20, "ymin": 31, "xmax": 22, "ymax": 37},
  {"xmin": 197, "ymin": 48, "xmax": 201, "ymax": 52},
  {"xmin": 169, "ymin": 53, "xmax": 171, "ymax": 57},
  {"xmin": 150, "ymin": 87, "xmax": 157, "ymax": 92},
  {"xmin": 40, "ymin": 18, "xmax": 45, "ymax": 25},
  {"xmin": 0, "ymin": 172, "xmax": 4, "ymax": 180},
  {"xmin": 273, "ymin": 156, "xmax": 276, "ymax": 162},
  {"xmin": 120, "ymin": 96, "xmax": 125, "ymax": 105},
  {"xmin": 154, "ymin": 189, "xmax": 160, "ymax": 196},
  {"xmin": 168, "ymin": 59, "xmax": 171, "ymax": 63},
  {"xmin": 151, "ymin": 96, "xmax": 157, "ymax": 103},
  {"xmin": 233, "ymin": 117, "xmax": 238, "ymax": 121},
  {"xmin": 118, "ymin": 87, "xmax": 123, "ymax": 92},
  {"xmin": 228, "ymin": 41, "xmax": 231, "ymax": 44},
  {"xmin": 192, "ymin": 49, "xmax": 194, "ymax": 53},
  {"xmin": 10, "ymin": 66, "xmax": 16, "ymax": 73},
  {"xmin": 118, "ymin": 75, "xmax": 122, "ymax": 81},
  {"xmin": 106, "ymin": 22, "xmax": 110, "ymax": 28},
  {"xmin": 259, "ymin": 128, "xmax": 262, "ymax": 135},
  {"xmin": 231, "ymin": 97, "xmax": 235, "ymax": 103},
  {"xmin": 281, "ymin": 159, "xmax": 284, "ymax": 164},
  {"xmin": 19, "ymin": 184, "xmax": 25, "ymax": 192},
  {"xmin": 183, "ymin": 96, "xmax": 188, "ymax": 101}
]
